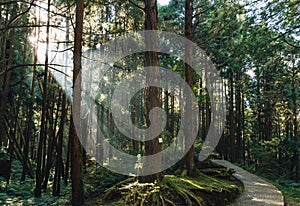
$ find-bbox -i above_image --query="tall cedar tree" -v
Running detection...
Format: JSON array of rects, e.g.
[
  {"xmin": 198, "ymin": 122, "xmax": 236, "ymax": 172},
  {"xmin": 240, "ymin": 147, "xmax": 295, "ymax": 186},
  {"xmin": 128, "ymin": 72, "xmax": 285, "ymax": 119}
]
[
  {"xmin": 71, "ymin": 0, "xmax": 84, "ymax": 205},
  {"xmin": 141, "ymin": 0, "xmax": 162, "ymax": 183},
  {"xmin": 184, "ymin": 0, "xmax": 195, "ymax": 176}
]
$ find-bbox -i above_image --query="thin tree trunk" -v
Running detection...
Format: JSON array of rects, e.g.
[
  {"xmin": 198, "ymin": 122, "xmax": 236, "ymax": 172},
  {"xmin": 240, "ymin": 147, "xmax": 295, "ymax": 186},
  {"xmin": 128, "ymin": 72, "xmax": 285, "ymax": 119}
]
[
  {"xmin": 43, "ymin": 88, "xmax": 62, "ymax": 189},
  {"xmin": 21, "ymin": 14, "xmax": 39, "ymax": 181},
  {"xmin": 291, "ymin": 65, "xmax": 299, "ymax": 181},
  {"xmin": 53, "ymin": 92, "xmax": 67, "ymax": 195},
  {"xmin": 5, "ymin": 18, "xmax": 15, "ymax": 183},
  {"xmin": 64, "ymin": 117, "xmax": 72, "ymax": 185},
  {"xmin": 0, "ymin": 4, "xmax": 11, "ymax": 148},
  {"xmin": 35, "ymin": 0, "xmax": 50, "ymax": 197},
  {"xmin": 235, "ymin": 72, "xmax": 242, "ymax": 162},
  {"xmin": 229, "ymin": 71, "xmax": 236, "ymax": 162}
]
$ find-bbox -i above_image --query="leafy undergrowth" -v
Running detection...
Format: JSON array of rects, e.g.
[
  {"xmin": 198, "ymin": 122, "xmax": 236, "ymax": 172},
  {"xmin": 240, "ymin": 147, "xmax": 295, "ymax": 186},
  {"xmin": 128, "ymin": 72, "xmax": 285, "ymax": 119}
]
[
  {"xmin": 0, "ymin": 161, "xmax": 70, "ymax": 206},
  {"xmin": 83, "ymin": 160, "xmax": 128, "ymax": 200},
  {"xmin": 0, "ymin": 159, "xmax": 128, "ymax": 205},
  {"xmin": 87, "ymin": 161, "xmax": 243, "ymax": 206}
]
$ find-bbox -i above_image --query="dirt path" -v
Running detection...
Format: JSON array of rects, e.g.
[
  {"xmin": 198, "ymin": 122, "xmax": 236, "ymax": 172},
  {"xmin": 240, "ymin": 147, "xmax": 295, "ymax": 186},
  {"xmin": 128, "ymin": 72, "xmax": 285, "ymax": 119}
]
[{"xmin": 212, "ymin": 160, "xmax": 284, "ymax": 206}]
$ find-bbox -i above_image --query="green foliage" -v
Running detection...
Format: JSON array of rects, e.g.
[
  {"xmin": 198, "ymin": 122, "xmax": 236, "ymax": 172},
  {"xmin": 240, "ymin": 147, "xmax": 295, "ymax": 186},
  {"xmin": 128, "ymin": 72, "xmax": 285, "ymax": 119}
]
[
  {"xmin": 0, "ymin": 161, "xmax": 71, "ymax": 205},
  {"xmin": 84, "ymin": 160, "xmax": 127, "ymax": 200},
  {"xmin": 158, "ymin": 0, "xmax": 185, "ymax": 33}
]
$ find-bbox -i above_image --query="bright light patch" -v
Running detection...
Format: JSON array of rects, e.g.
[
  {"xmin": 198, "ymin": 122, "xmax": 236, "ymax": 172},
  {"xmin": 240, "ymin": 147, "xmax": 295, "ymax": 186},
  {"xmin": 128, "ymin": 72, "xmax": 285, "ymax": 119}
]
[{"xmin": 158, "ymin": 0, "xmax": 170, "ymax": 6}]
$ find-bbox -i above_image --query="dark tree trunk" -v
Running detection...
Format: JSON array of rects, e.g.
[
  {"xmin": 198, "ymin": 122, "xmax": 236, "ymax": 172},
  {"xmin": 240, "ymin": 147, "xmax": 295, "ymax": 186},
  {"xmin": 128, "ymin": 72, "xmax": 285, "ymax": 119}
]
[
  {"xmin": 35, "ymin": 0, "xmax": 50, "ymax": 197},
  {"xmin": 229, "ymin": 71, "xmax": 236, "ymax": 162},
  {"xmin": 42, "ymin": 87, "xmax": 61, "ymax": 189},
  {"xmin": 71, "ymin": 0, "xmax": 84, "ymax": 204},
  {"xmin": 140, "ymin": 0, "xmax": 162, "ymax": 183},
  {"xmin": 183, "ymin": 0, "xmax": 194, "ymax": 176},
  {"xmin": 235, "ymin": 71, "xmax": 242, "ymax": 162},
  {"xmin": 64, "ymin": 117, "xmax": 72, "ymax": 185},
  {"xmin": 21, "ymin": 17, "xmax": 38, "ymax": 181},
  {"xmin": 291, "ymin": 65, "xmax": 299, "ymax": 181},
  {"xmin": 53, "ymin": 93, "xmax": 67, "ymax": 196}
]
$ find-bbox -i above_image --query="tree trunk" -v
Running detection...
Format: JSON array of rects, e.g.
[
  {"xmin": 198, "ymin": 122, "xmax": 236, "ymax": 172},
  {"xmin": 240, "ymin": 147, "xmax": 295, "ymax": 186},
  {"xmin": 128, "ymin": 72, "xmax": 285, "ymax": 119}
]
[
  {"xmin": 291, "ymin": 64, "xmax": 299, "ymax": 181},
  {"xmin": 183, "ymin": 0, "xmax": 194, "ymax": 176},
  {"xmin": 64, "ymin": 117, "xmax": 72, "ymax": 185},
  {"xmin": 71, "ymin": 0, "xmax": 84, "ymax": 204},
  {"xmin": 235, "ymin": 71, "xmax": 242, "ymax": 162},
  {"xmin": 35, "ymin": 0, "xmax": 50, "ymax": 197},
  {"xmin": 21, "ymin": 15, "xmax": 39, "ymax": 182},
  {"xmin": 140, "ymin": 0, "xmax": 162, "ymax": 183},
  {"xmin": 229, "ymin": 71, "xmax": 236, "ymax": 162},
  {"xmin": 53, "ymin": 92, "xmax": 67, "ymax": 196}
]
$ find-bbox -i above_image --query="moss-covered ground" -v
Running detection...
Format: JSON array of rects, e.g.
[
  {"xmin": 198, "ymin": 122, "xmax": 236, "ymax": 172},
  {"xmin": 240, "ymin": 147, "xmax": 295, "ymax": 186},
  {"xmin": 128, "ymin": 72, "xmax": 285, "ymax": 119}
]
[{"xmin": 87, "ymin": 161, "xmax": 243, "ymax": 206}]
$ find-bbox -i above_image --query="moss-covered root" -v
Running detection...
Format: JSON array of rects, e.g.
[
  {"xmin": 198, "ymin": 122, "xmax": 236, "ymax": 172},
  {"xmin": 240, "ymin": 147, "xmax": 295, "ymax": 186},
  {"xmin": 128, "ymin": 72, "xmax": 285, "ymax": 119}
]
[
  {"xmin": 103, "ymin": 177, "xmax": 135, "ymax": 201},
  {"xmin": 162, "ymin": 175, "xmax": 204, "ymax": 206},
  {"xmin": 102, "ymin": 173, "xmax": 241, "ymax": 206},
  {"xmin": 162, "ymin": 174, "xmax": 241, "ymax": 206},
  {"xmin": 103, "ymin": 178, "xmax": 164, "ymax": 206}
]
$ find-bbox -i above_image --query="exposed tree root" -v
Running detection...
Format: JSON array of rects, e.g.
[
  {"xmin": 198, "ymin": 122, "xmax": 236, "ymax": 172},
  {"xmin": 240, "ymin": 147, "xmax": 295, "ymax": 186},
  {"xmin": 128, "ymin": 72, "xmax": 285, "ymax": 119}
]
[{"xmin": 102, "ymin": 169, "xmax": 242, "ymax": 206}]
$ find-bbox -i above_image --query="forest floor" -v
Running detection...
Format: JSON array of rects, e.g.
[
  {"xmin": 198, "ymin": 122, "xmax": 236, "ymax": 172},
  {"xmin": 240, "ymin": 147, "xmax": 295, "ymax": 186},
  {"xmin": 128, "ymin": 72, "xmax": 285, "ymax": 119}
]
[
  {"xmin": 213, "ymin": 160, "xmax": 284, "ymax": 206},
  {"xmin": 1, "ymin": 159, "xmax": 298, "ymax": 206},
  {"xmin": 86, "ymin": 160, "xmax": 243, "ymax": 206}
]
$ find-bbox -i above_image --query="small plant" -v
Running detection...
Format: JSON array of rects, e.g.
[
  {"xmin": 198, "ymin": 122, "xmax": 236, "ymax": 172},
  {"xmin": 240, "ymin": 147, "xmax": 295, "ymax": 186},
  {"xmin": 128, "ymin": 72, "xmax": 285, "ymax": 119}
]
[{"xmin": 135, "ymin": 154, "xmax": 143, "ymax": 177}]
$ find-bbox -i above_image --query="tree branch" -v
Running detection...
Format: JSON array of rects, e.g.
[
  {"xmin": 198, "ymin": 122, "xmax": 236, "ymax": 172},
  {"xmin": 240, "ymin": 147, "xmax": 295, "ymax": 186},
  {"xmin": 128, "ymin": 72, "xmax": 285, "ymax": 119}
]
[
  {"xmin": 6, "ymin": 0, "xmax": 35, "ymax": 28},
  {"xmin": 0, "ymin": 24, "xmax": 60, "ymax": 32},
  {"xmin": 283, "ymin": 36, "xmax": 300, "ymax": 49},
  {"xmin": 0, "ymin": 64, "xmax": 71, "ymax": 77},
  {"xmin": 193, "ymin": 5, "xmax": 215, "ymax": 18},
  {"xmin": 129, "ymin": 0, "xmax": 145, "ymax": 11}
]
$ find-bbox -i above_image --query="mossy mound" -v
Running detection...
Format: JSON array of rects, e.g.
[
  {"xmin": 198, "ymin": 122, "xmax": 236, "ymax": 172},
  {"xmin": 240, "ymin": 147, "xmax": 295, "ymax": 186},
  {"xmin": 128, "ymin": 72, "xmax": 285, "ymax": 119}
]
[{"xmin": 101, "ymin": 168, "xmax": 242, "ymax": 206}]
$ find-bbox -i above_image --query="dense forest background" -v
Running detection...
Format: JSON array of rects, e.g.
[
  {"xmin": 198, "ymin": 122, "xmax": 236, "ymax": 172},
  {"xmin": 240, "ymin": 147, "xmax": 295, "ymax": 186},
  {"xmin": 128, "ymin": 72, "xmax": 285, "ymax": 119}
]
[{"xmin": 0, "ymin": 0, "xmax": 299, "ymax": 205}]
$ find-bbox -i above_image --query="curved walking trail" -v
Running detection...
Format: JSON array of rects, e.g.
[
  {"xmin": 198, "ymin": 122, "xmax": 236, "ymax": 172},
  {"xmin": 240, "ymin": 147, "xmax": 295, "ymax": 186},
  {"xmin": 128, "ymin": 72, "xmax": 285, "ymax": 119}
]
[{"xmin": 212, "ymin": 160, "xmax": 284, "ymax": 206}]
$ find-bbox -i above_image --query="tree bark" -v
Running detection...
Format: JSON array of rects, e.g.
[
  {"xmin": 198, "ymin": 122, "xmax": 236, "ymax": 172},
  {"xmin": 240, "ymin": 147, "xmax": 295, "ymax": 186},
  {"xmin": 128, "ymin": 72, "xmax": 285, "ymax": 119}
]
[
  {"xmin": 71, "ymin": 0, "xmax": 84, "ymax": 204},
  {"xmin": 183, "ymin": 0, "xmax": 194, "ymax": 176},
  {"xmin": 21, "ymin": 14, "xmax": 38, "ymax": 182},
  {"xmin": 35, "ymin": 0, "xmax": 50, "ymax": 197},
  {"xmin": 140, "ymin": 0, "xmax": 162, "ymax": 183},
  {"xmin": 53, "ymin": 92, "xmax": 67, "ymax": 196}
]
